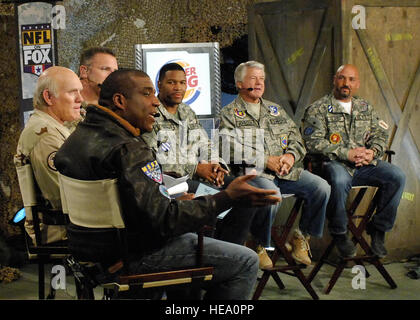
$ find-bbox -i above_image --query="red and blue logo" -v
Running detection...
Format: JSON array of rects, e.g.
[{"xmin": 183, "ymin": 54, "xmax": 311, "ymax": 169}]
[{"xmin": 156, "ymin": 60, "xmax": 201, "ymax": 105}]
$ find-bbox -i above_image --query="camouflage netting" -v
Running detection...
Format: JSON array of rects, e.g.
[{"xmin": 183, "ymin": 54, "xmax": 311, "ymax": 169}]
[
  {"xmin": 0, "ymin": 5, "xmax": 23, "ymax": 238},
  {"xmin": 58, "ymin": 0, "xmax": 269, "ymax": 71},
  {"xmin": 0, "ymin": 265, "xmax": 21, "ymax": 283}
]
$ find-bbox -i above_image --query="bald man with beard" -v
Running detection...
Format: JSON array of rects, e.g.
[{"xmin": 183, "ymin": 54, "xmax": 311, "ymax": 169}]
[
  {"xmin": 303, "ymin": 64, "xmax": 406, "ymax": 258},
  {"xmin": 14, "ymin": 66, "xmax": 83, "ymax": 245}
]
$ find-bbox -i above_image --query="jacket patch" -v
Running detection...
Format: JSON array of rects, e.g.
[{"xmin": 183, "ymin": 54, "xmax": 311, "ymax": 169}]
[
  {"xmin": 304, "ymin": 127, "xmax": 314, "ymax": 135},
  {"xmin": 236, "ymin": 120, "xmax": 255, "ymax": 127},
  {"xmin": 329, "ymin": 133, "xmax": 341, "ymax": 144},
  {"xmin": 234, "ymin": 108, "xmax": 246, "ymax": 118},
  {"xmin": 269, "ymin": 118, "xmax": 284, "ymax": 125},
  {"xmin": 141, "ymin": 160, "xmax": 163, "ymax": 184},
  {"xmin": 47, "ymin": 151, "xmax": 57, "ymax": 171},
  {"xmin": 268, "ymin": 105, "xmax": 279, "ymax": 116},
  {"xmin": 280, "ymin": 135, "xmax": 288, "ymax": 149},
  {"xmin": 159, "ymin": 142, "xmax": 171, "ymax": 152}
]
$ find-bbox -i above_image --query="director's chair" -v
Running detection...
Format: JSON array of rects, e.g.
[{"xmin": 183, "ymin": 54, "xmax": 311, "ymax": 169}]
[
  {"xmin": 252, "ymin": 195, "xmax": 319, "ymax": 300},
  {"xmin": 307, "ymin": 151, "xmax": 397, "ymax": 294},
  {"xmin": 58, "ymin": 173, "xmax": 214, "ymax": 300},
  {"xmin": 13, "ymin": 164, "xmax": 69, "ymax": 300}
]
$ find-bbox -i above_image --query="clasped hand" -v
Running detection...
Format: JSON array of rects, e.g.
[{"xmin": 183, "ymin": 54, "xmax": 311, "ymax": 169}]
[
  {"xmin": 196, "ymin": 160, "xmax": 229, "ymax": 187},
  {"xmin": 348, "ymin": 147, "xmax": 374, "ymax": 167},
  {"xmin": 266, "ymin": 154, "xmax": 295, "ymax": 176}
]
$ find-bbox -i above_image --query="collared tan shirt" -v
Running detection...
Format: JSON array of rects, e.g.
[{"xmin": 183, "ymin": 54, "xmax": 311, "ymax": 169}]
[{"xmin": 14, "ymin": 109, "xmax": 69, "ymax": 244}]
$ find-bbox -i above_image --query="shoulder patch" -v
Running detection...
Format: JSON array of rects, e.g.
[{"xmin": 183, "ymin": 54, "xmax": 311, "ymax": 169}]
[
  {"xmin": 141, "ymin": 160, "xmax": 163, "ymax": 184},
  {"xmin": 36, "ymin": 127, "xmax": 48, "ymax": 136},
  {"xmin": 159, "ymin": 142, "xmax": 171, "ymax": 152},
  {"xmin": 47, "ymin": 151, "xmax": 57, "ymax": 171},
  {"xmin": 304, "ymin": 127, "xmax": 314, "ymax": 135},
  {"xmin": 280, "ymin": 135, "xmax": 288, "ymax": 149}
]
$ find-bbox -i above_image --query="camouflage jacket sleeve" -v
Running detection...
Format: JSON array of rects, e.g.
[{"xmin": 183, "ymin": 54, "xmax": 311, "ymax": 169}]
[
  {"xmin": 365, "ymin": 104, "xmax": 389, "ymax": 159},
  {"xmin": 276, "ymin": 107, "xmax": 306, "ymax": 164},
  {"xmin": 303, "ymin": 102, "xmax": 351, "ymax": 161}
]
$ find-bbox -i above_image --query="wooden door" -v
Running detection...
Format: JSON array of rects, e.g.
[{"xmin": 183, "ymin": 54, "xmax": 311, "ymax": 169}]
[
  {"xmin": 348, "ymin": 0, "xmax": 420, "ymax": 258},
  {"xmin": 248, "ymin": 0, "xmax": 338, "ymax": 123}
]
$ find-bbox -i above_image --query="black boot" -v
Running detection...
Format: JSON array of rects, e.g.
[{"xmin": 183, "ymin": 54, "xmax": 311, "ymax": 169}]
[
  {"xmin": 366, "ymin": 222, "xmax": 387, "ymax": 258},
  {"xmin": 332, "ymin": 234, "xmax": 356, "ymax": 258}
]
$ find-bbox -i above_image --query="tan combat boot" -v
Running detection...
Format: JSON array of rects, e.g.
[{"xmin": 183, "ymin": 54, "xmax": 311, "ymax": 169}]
[
  {"xmin": 245, "ymin": 238, "xmax": 273, "ymax": 269},
  {"xmin": 291, "ymin": 229, "xmax": 312, "ymax": 266}
]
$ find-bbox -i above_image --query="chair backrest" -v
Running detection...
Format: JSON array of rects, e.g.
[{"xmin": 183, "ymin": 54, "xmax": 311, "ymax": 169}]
[
  {"xmin": 15, "ymin": 164, "xmax": 38, "ymax": 207},
  {"xmin": 58, "ymin": 173, "xmax": 125, "ymax": 229},
  {"xmin": 15, "ymin": 164, "xmax": 68, "ymax": 250}
]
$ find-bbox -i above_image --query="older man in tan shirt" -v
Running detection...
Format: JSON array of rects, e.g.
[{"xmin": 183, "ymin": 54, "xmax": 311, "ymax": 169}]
[{"xmin": 14, "ymin": 66, "xmax": 83, "ymax": 245}]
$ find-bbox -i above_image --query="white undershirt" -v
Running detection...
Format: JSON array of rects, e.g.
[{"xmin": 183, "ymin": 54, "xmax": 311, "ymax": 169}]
[{"xmin": 338, "ymin": 101, "xmax": 352, "ymax": 114}]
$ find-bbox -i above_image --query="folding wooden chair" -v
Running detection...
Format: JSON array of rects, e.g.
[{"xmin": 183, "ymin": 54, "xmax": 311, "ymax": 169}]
[
  {"xmin": 58, "ymin": 173, "xmax": 213, "ymax": 300},
  {"xmin": 307, "ymin": 151, "xmax": 397, "ymax": 294},
  {"xmin": 252, "ymin": 195, "xmax": 319, "ymax": 300},
  {"xmin": 13, "ymin": 164, "xmax": 69, "ymax": 300}
]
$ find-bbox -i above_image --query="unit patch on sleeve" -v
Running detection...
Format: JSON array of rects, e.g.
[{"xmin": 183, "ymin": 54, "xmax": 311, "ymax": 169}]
[
  {"xmin": 280, "ymin": 135, "xmax": 288, "ymax": 149},
  {"xmin": 47, "ymin": 151, "xmax": 57, "ymax": 171},
  {"xmin": 141, "ymin": 160, "xmax": 163, "ymax": 184}
]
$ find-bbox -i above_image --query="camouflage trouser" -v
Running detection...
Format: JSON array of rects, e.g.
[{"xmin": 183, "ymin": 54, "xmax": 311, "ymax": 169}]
[{"xmin": 323, "ymin": 160, "xmax": 406, "ymax": 234}]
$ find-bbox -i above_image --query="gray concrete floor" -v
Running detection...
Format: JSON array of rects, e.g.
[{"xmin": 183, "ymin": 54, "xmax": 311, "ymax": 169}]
[{"xmin": 0, "ymin": 259, "xmax": 419, "ymax": 300}]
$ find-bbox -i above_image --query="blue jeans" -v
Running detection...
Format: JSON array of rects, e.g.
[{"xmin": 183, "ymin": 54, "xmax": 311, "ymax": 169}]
[
  {"xmin": 323, "ymin": 160, "xmax": 406, "ymax": 235},
  {"xmin": 218, "ymin": 171, "xmax": 330, "ymax": 247},
  {"xmin": 128, "ymin": 233, "xmax": 259, "ymax": 300}
]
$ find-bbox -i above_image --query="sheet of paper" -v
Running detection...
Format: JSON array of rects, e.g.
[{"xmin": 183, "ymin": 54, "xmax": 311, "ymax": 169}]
[
  {"xmin": 195, "ymin": 183, "xmax": 232, "ymax": 219},
  {"xmin": 162, "ymin": 174, "xmax": 189, "ymax": 189}
]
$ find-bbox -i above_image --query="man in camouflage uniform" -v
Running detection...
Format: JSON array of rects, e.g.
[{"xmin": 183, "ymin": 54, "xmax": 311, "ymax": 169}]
[
  {"xmin": 14, "ymin": 66, "xmax": 83, "ymax": 245},
  {"xmin": 218, "ymin": 61, "xmax": 330, "ymax": 266},
  {"xmin": 142, "ymin": 63, "xmax": 273, "ymax": 268},
  {"xmin": 302, "ymin": 64, "xmax": 406, "ymax": 258},
  {"xmin": 142, "ymin": 63, "xmax": 228, "ymax": 188}
]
